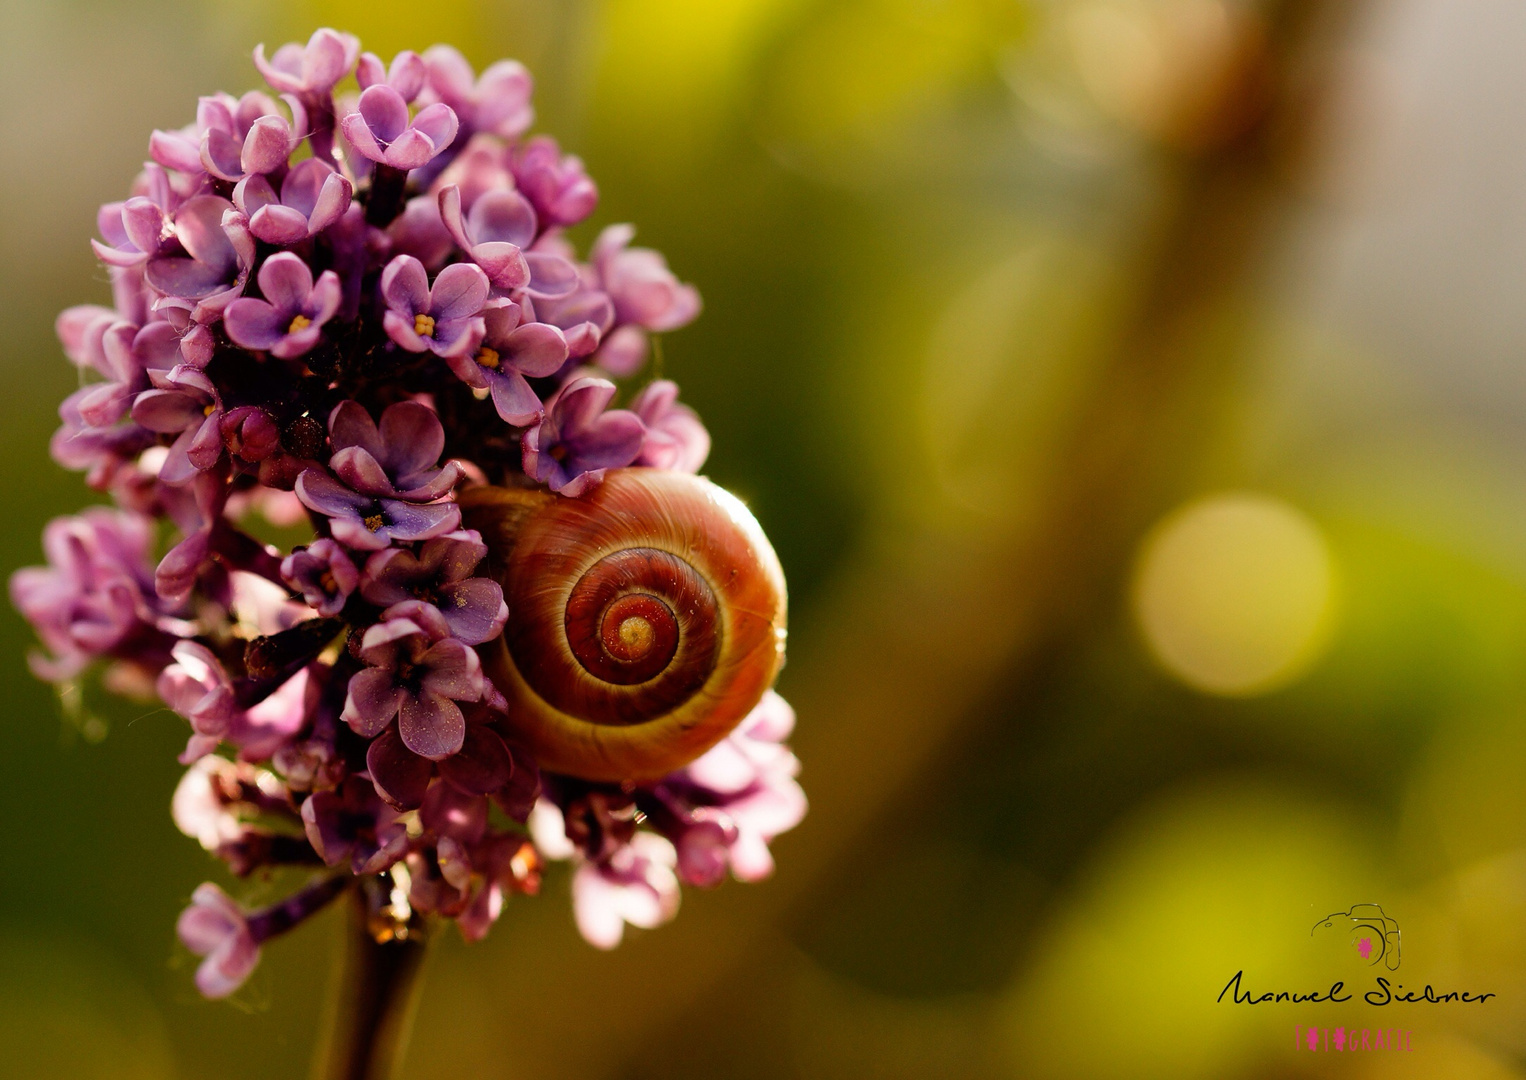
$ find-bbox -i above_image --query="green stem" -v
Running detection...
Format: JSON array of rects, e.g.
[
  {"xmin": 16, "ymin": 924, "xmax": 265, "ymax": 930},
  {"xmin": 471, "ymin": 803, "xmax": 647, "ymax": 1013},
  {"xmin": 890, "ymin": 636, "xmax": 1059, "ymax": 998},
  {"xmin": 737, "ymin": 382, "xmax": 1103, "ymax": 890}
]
[{"xmin": 312, "ymin": 877, "xmax": 430, "ymax": 1080}]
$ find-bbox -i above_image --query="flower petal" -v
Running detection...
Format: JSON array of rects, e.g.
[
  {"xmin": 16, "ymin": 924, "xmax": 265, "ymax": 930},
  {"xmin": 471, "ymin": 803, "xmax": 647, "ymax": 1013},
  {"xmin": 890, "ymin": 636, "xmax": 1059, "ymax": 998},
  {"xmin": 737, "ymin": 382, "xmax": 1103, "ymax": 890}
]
[
  {"xmin": 242, "ymin": 115, "xmax": 293, "ymax": 176},
  {"xmin": 412, "ymin": 103, "xmax": 459, "ymax": 150},
  {"xmin": 418, "ymin": 639, "xmax": 482, "ymax": 699},
  {"xmin": 429, "ymin": 263, "xmax": 490, "ymax": 322},
  {"xmin": 487, "ymin": 370, "xmax": 544, "ymax": 426},
  {"xmin": 327, "ymin": 400, "xmax": 383, "ymax": 457},
  {"xmin": 523, "ymin": 251, "xmax": 579, "ymax": 297},
  {"xmin": 376, "ymin": 401, "xmax": 446, "ymax": 479},
  {"xmin": 342, "ymin": 668, "xmax": 404, "ymax": 737},
  {"xmin": 438, "ymin": 726, "xmax": 513, "ymax": 796},
  {"xmin": 256, "ymin": 252, "xmax": 314, "ymax": 311},
  {"xmin": 366, "ymin": 728, "xmax": 432, "ymax": 811},
  {"xmin": 332, "ymin": 446, "xmax": 396, "ymax": 498},
  {"xmin": 469, "ymin": 189, "xmax": 537, "ymax": 248},
  {"xmin": 295, "ymin": 469, "xmax": 368, "ymax": 517},
  {"xmin": 436, "ymin": 578, "xmax": 508, "ymax": 645},
  {"xmin": 380, "ymin": 254, "xmax": 430, "ymax": 317},
  {"xmin": 379, "ymin": 499, "xmax": 462, "ymax": 541},
  {"xmin": 357, "ymin": 84, "xmax": 410, "ymax": 143},
  {"xmin": 398, "ymin": 692, "xmax": 466, "ymax": 760}
]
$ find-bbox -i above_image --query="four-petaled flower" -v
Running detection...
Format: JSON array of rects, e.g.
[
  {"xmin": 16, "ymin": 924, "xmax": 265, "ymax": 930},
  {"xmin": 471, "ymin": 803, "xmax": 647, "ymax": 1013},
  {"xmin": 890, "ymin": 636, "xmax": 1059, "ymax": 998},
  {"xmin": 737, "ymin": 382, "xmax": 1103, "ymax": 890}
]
[
  {"xmin": 157, "ymin": 640, "xmax": 240, "ymax": 754},
  {"xmin": 443, "ymin": 299, "xmax": 567, "ymax": 425},
  {"xmin": 342, "ymin": 608, "xmax": 485, "ymax": 760},
  {"xmin": 357, "ymin": 50, "xmax": 426, "ymax": 103},
  {"xmin": 295, "ymin": 398, "xmax": 463, "ymax": 550},
  {"xmin": 199, "ymin": 93, "xmax": 304, "ymax": 183},
  {"xmin": 295, "ymin": 472, "xmax": 461, "ymax": 551},
  {"xmin": 144, "ymin": 195, "xmax": 254, "ymax": 305},
  {"xmin": 437, "ymin": 184, "xmax": 532, "ymax": 290},
  {"xmin": 281, "ymin": 538, "xmax": 359, "ymax": 617},
  {"xmin": 341, "ymin": 84, "xmax": 459, "ymax": 170},
  {"xmin": 131, "ymin": 364, "xmax": 225, "ymax": 484},
  {"xmin": 93, "ymin": 190, "xmax": 171, "ymax": 268},
  {"xmin": 254, "ymin": 28, "xmax": 360, "ymax": 97},
  {"xmin": 572, "ymin": 832, "xmax": 681, "ymax": 950},
  {"xmin": 522, "ymin": 376, "xmax": 645, "ymax": 496},
  {"xmin": 178, "ymin": 883, "xmax": 261, "ymax": 999},
  {"xmin": 380, "ymin": 255, "xmax": 490, "ymax": 357},
  {"xmin": 149, "ymin": 92, "xmax": 292, "ymax": 181},
  {"xmin": 359, "ymin": 531, "xmax": 508, "ymax": 645},
  {"xmin": 592, "ymin": 223, "xmax": 702, "ymax": 332},
  {"xmin": 301, "ymin": 775, "xmax": 409, "ymax": 874},
  {"xmin": 327, "ymin": 400, "xmax": 464, "ymax": 501},
  {"xmin": 513, "ymin": 136, "xmax": 598, "ymax": 227},
  {"xmin": 670, "ymin": 691, "xmax": 806, "ymax": 883},
  {"xmin": 8, "ymin": 508, "xmax": 162, "ymax": 681},
  {"xmin": 225, "ymin": 252, "xmax": 342, "ymax": 358},
  {"xmin": 632, "ymin": 379, "xmax": 710, "ymax": 474},
  {"xmin": 421, "ymin": 45, "xmax": 533, "ymax": 141},
  {"xmin": 232, "ymin": 159, "xmax": 352, "ymax": 245},
  {"xmin": 71, "ymin": 320, "xmax": 157, "ymax": 429}
]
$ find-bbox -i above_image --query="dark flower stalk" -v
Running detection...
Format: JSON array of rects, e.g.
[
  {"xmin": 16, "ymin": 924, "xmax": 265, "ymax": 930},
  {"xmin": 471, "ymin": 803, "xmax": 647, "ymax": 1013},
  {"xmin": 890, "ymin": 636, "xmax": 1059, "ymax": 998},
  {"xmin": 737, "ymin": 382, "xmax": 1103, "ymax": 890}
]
[{"xmin": 316, "ymin": 880, "xmax": 430, "ymax": 1080}]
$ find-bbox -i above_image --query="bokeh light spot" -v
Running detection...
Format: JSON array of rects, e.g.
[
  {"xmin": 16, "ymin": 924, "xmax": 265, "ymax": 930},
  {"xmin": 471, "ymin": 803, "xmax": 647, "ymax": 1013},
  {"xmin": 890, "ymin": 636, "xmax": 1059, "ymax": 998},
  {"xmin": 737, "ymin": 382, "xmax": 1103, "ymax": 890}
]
[{"xmin": 1132, "ymin": 493, "xmax": 1338, "ymax": 695}]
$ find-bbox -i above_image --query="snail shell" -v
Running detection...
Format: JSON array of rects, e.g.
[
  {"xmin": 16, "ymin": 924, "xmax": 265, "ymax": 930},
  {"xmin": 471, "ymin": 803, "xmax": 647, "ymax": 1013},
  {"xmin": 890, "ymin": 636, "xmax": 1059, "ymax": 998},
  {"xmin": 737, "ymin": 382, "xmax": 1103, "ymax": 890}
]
[{"xmin": 460, "ymin": 469, "xmax": 787, "ymax": 781}]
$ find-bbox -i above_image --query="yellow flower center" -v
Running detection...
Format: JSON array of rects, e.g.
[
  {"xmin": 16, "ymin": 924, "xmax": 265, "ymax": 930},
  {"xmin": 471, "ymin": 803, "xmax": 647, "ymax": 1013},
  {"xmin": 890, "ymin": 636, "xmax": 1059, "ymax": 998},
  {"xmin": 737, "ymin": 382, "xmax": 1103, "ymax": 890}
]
[
  {"xmin": 363, "ymin": 513, "xmax": 386, "ymax": 532},
  {"xmin": 203, "ymin": 404, "xmax": 216, "ymax": 416},
  {"xmin": 475, "ymin": 346, "xmax": 501, "ymax": 370},
  {"xmin": 414, "ymin": 313, "xmax": 436, "ymax": 338},
  {"xmin": 288, "ymin": 314, "xmax": 312, "ymax": 334}
]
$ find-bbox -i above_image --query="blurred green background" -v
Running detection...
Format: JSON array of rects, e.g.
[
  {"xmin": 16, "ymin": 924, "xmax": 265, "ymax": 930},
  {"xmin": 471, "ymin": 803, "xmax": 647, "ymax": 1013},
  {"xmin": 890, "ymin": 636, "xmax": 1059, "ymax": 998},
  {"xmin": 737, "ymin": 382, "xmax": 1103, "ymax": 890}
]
[{"xmin": 5, "ymin": 0, "xmax": 1526, "ymax": 1076}]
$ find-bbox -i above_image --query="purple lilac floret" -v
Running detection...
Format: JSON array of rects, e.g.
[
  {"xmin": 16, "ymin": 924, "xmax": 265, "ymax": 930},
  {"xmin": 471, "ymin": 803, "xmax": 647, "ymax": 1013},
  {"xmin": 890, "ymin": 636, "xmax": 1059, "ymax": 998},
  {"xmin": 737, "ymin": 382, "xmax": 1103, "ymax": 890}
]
[
  {"xmin": 513, "ymin": 136, "xmax": 598, "ymax": 227},
  {"xmin": 10, "ymin": 28, "xmax": 796, "ymax": 1002},
  {"xmin": 341, "ymin": 608, "xmax": 484, "ymax": 758},
  {"xmin": 421, "ymin": 46, "xmax": 534, "ymax": 142},
  {"xmin": 233, "ymin": 159, "xmax": 352, "ymax": 245},
  {"xmin": 131, "ymin": 365, "xmax": 224, "ymax": 484},
  {"xmin": 632, "ymin": 379, "xmax": 710, "ymax": 473},
  {"xmin": 341, "ymin": 85, "xmax": 459, "ymax": 170},
  {"xmin": 254, "ymin": 29, "xmax": 359, "ymax": 98},
  {"xmin": 437, "ymin": 184, "xmax": 532, "ymax": 289},
  {"xmin": 380, "ymin": 255, "xmax": 490, "ymax": 357},
  {"xmin": 144, "ymin": 195, "xmax": 254, "ymax": 305},
  {"xmin": 327, "ymin": 400, "xmax": 464, "ymax": 501},
  {"xmin": 224, "ymin": 252, "xmax": 341, "ymax": 357},
  {"xmin": 296, "ymin": 468, "xmax": 461, "ymax": 551},
  {"xmin": 523, "ymin": 376, "xmax": 645, "ymax": 496},
  {"xmin": 149, "ymin": 91, "xmax": 306, "ymax": 184},
  {"xmin": 443, "ymin": 299, "xmax": 567, "ymax": 424},
  {"xmin": 357, "ymin": 50, "xmax": 426, "ymax": 102},
  {"xmin": 281, "ymin": 539, "xmax": 359, "ymax": 616},
  {"xmin": 359, "ymin": 531, "xmax": 507, "ymax": 645}
]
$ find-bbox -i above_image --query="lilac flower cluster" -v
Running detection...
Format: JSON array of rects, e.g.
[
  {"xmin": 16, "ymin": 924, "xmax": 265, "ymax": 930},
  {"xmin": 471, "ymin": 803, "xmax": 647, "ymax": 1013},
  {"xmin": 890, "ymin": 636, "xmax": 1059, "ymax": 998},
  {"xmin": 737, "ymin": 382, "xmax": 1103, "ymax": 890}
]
[{"xmin": 12, "ymin": 30, "xmax": 801, "ymax": 998}]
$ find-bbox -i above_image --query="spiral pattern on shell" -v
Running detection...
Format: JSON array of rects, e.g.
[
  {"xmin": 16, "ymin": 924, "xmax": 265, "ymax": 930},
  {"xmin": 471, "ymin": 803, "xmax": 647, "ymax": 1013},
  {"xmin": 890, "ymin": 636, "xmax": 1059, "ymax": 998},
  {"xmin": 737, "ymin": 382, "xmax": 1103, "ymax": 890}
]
[{"xmin": 461, "ymin": 469, "xmax": 787, "ymax": 780}]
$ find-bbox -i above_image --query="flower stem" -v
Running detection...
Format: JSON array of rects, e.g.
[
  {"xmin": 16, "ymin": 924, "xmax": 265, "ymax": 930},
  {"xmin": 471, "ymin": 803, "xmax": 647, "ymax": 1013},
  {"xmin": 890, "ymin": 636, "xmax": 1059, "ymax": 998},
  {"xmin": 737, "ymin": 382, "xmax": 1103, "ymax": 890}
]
[
  {"xmin": 366, "ymin": 165, "xmax": 409, "ymax": 228},
  {"xmin": 312, "ymin": 876, "xmax": 430, "ymax": 1080}
]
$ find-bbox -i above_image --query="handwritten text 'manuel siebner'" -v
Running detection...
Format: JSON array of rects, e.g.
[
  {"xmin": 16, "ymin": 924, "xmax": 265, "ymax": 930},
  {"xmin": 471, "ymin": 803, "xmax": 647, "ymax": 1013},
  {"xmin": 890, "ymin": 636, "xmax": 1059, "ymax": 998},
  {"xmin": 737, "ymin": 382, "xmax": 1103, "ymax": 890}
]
[{"xmin": 1218, "ymin": 971, "xmax": 1496, "ymax": 1006}]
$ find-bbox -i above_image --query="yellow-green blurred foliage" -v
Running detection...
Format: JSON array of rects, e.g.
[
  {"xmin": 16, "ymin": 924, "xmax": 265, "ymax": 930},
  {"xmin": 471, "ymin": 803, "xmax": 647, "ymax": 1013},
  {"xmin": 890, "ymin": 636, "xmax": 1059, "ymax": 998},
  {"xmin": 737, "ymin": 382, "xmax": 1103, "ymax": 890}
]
[{"xmin": 5, "ymin": 0, "xmax": 1526, "ymax": 1077}]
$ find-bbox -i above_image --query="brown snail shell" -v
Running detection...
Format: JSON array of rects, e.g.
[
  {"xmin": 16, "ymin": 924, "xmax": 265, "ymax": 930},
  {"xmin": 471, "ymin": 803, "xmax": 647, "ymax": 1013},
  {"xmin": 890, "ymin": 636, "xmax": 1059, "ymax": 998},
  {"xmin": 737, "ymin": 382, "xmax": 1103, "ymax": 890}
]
[{"xmin": 460, "ymin": 469, "xmax": 787, "ymax": 781}]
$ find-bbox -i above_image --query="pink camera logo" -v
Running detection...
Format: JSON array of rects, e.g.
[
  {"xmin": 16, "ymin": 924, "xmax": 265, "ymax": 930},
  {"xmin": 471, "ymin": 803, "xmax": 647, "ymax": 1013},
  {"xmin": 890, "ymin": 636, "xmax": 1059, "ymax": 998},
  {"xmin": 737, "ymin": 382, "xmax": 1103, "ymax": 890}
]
[{"xmin": 1313, "ymin": 903, "xmax": 1401, "ymax": 971}]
